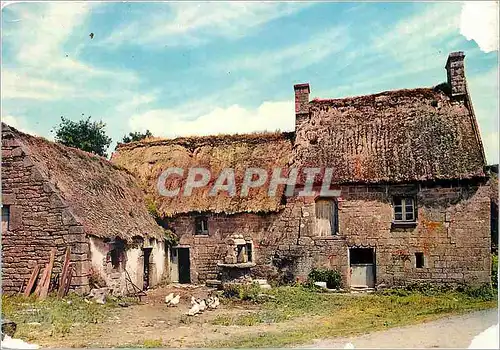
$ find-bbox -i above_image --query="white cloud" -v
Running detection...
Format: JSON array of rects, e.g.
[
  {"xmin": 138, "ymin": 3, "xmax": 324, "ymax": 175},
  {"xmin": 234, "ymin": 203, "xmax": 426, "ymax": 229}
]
[
  {"xmin": 468, "ymin": 67, "xmax": 499, "ymax": 164},
  {"xmin": 1, "ymin": 70, "xmax": 75, "ymax": 100},
  {"xmin": 1, "ymin": 115, "xmax": 37, "ymax": 135},
  {"xmin": 483, "ymin": 131, "xmax": 499, "ymax": 164},
  {"xmin": 102, "ymin": 2, "xmax": 310, "ymax": 48},
  {"xmin": 214, "ymin": 27, "xmax": 349, "ymax": 77},
  {"xmin": 2, "ymin": 2, "xmax": 138, "ymax": 101},
  {"xmin": 129, "ymin": 100, "xmax": 294, "ymax": 138},
  {"xmin": 373, "ymin": 3, "xmax": 462, "ymax": 71},
  {"xmin": 10, "ymin": 3, "xmax": 92, "ymax": 66},
  {"xmin": 460, "ymin": 2, "xmax": 499, "ymax": 53},
  {"xmin": 115, "ymin": 93, "xmax": 158, "ymax": 113}
]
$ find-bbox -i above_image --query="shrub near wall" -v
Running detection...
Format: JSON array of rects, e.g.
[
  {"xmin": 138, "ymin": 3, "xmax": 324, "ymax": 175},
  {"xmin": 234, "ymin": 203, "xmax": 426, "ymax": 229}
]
[{"xmin": 307, "ymin": 269, "xmax": 342, "ymax": 289}]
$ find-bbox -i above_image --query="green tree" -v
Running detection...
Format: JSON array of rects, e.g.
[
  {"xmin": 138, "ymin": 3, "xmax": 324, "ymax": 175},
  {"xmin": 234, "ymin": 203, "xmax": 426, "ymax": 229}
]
[
  {"xmin": 53, "ymin": 116, "xmax": 112, "ymax": 157},
  {"xmin": 121, "ymin": 130, "xmax": 153, "ymax": 144}
]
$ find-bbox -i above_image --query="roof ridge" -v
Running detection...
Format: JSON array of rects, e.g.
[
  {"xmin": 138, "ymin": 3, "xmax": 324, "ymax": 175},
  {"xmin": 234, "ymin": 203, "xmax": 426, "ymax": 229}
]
[
  {"xmin": 310, "ymin": 86, "xmax": 445, "ymax": 104},
  {"xmin": 115, "ymin": 131, "xmax": 295, "ymax": 151}
]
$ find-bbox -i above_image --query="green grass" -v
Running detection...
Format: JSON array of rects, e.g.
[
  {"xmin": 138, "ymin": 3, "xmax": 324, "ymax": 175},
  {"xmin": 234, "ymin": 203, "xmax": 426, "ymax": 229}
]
[
  {"xmin": 206, "ymin": 286, "xmax": 498, "ymax": 348},
  {"xmin": 142, "ymin": 338, "xmax": 164, "ymax": 348},
  {"xmin": 1, "ymin": 293, "xmax": 132, "ymax": 342}
]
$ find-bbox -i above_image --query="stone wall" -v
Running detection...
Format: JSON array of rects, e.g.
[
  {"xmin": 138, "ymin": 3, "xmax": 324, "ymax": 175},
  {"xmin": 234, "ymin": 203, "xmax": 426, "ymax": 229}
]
[
  {"xmin": 169, "ymin": 180, "xmax": 491, "ymax": 287},
  {"xmin": 170, "ymin": 213, "xmax": 277, "ymax": 283},
  {"xmin": 1, "ymin": 136, "xmax": 90, "ymax": 294}
]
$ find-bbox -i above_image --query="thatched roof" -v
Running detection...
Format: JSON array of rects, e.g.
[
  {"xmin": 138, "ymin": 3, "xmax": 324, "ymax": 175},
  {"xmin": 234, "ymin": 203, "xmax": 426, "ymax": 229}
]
[
  {"xmin": 293, "ymin": 86, "xmax": 486, "ymax": 184},
  {"xmin": 2, "ymin": 123, "xmax": 164, "ymax": 242},
  {"xmin": 112, "ymin": 133, "xmax": 294, "ymax": 217},
  {"xmin": 113, "ymin": 85, "xmax": 486, "ymax": 216}
]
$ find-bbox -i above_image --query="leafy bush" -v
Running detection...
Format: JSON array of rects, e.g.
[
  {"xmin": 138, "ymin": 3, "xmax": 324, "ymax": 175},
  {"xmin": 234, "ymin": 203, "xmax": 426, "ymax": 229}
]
[
  {"xmin": 404, "ymin": 282, "xmax": 454, "ymax": 296},
  {"xmin": 53, "ymin": 116, "xmax": 112, "ymax": 157},
  {"xmin": 459, "ymin": 284, "xmax": 497, "ymax": 301},
  {"xmin": 381, "ymin": 282, "xmax": 497, "ymax": 301},
  {"xmin": 492, "ymin": 254, "xmax": 498, "ymax": 289},
  {"xmin": 307, "ymin": 268, "xmax": 341, "ymax": 289},
  {"xmin": 222, "ymin": 283, "xmax": 262, "ymax": 302}
]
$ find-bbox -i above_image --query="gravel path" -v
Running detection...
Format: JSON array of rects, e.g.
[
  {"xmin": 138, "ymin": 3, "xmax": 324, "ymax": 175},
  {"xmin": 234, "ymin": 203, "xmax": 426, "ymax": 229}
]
[{"xmin": 299, "ymin": 309, "xmax": 498, "ymax": 349}]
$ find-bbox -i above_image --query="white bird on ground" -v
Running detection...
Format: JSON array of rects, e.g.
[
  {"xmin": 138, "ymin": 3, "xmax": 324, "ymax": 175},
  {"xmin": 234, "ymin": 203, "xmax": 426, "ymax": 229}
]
[
  {"xmin": 208, "ymin": 296, "xmax": 220, "ymax": 309},
  {"xmin": 168, "ymin": 294, "xmax": 180, "ymax": 306},
  {"xmin": 190, "ymin": 296, "xmax": 197, "ymax": 306},
  {"xmin": 164, "ymin": 293, "xmax": 175, "ymax": 304},
  {"xmin": 213, "ymin": 296, "xmax": 220, "ymax": 308},
  {"xmin": 198, "ymin": 299, "xmax": 206, "ymax": 311},
  {"xmin": 187, "ymin": 302, "xmax": 201, "ymax": 316}
]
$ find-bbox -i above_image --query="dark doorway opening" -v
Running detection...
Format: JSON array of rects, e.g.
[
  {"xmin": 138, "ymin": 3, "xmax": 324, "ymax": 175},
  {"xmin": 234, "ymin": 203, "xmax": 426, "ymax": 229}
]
[
  {"xmin": 143, "ymin": 247, "xmax": 152, "ymax": 290},
  {"xmin": 349, "ymin": 247, "xmax": 375, "ymax": 288},
  {"xmin": 178, "ymin": 248, "xmax": 191, "ymax": 284},
  {"xmin": 491, "ymin": 200, "xmax": 498, "ymax": 253},
  {"xmin": 349, "ymin": 248, "xmax": 375, "ymax": 264}
]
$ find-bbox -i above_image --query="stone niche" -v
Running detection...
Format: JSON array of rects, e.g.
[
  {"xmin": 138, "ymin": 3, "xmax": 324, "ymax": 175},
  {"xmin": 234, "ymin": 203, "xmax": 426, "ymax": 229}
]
[{"xmin": 218, "ymin": 234, "xmax": 255, "ymax": 284}]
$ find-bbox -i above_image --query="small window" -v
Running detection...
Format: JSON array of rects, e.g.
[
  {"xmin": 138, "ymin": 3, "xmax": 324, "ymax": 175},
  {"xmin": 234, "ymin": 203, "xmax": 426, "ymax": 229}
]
[
  {"xmin": 110, "ymin": 249, "xmax": 121, "ymax": 270},
  {"xmin": 315, "ymin": 199, "xmax": 339, "ymax": 236},
  {"xmin": 393, "ymin": 197, "xmax": 415, "ymax": 222},
  {"xmin": 415, "ymin": 252, "xmax": 425, "ymax": 268},
  {"xmin": 2, "ymin": 205, "xmax": 10, "ymax": 232},
  {"xmin": 195, "ymin": 216, "xmax": 209, "ymax": 235},
  {"xmin": 246, "ymin": 242, "xmax": 253, "ymax": 262}
]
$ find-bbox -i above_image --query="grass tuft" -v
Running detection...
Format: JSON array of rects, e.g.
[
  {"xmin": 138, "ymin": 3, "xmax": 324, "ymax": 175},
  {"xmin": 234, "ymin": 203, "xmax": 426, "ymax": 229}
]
[
  {"xmin": 205, "ymin": 285, "xmax": 497, "ymax": 348},
  {"xmin": 1, "ymin": 293, "xmax": 131, "ymax": 342}
]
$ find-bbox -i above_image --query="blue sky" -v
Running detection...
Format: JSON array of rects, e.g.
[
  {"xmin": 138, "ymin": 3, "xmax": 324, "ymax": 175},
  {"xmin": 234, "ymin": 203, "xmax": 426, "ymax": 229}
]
[{"xmin": 1, "ymin": 1, "xmax": 499, "ymax": 163}]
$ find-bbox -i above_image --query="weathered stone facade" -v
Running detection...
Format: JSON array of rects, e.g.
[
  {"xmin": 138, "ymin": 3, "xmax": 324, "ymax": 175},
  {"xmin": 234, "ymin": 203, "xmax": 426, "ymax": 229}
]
[
  {"xmin": 169, "ymin": 180, "xmax": 491, "ymax": 287},
  {"xmin": 1, "ymin": 132, "xmax": 90, "ymax": 293},
  {"xmin": 114, "ymin": 51, "xmax": 492, "ymax": 289}
]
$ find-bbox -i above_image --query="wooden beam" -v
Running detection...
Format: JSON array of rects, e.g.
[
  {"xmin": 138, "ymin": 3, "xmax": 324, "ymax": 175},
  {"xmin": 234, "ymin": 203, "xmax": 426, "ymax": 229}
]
[
  {"xmin": 63, "ymin": 264, "xmax": 73, "ymax": 297},
  {"xmin": 23, "ymin": 265, "xmax": 41, "ymax": 297},
  {"xmin": 38, "ymin": 248, "xmax": 56, "ymax": 300},
  {"xmin": 57, "ymin": 247, "xmax": 71, "ymax": 298}
]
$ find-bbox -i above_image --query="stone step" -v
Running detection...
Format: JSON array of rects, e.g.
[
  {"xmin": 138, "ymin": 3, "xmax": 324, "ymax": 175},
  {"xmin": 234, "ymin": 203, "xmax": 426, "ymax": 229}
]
[
  {"xmin": 350, "ymin": 285, "xmax": 375, "ymax": 293},
  {"xmin": 206, "ymin": 280, "xmax": 222, "ymax": 288}
]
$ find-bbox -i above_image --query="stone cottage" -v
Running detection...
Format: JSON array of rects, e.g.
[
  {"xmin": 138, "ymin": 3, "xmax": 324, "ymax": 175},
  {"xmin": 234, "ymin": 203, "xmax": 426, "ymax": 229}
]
[
  {"xmin": 112, "ymin": 51, "xmax": 491, "ymax": 289},
  {"xmin": 1, "ymin": 124, "xmax": 168, "ymax": 295}
]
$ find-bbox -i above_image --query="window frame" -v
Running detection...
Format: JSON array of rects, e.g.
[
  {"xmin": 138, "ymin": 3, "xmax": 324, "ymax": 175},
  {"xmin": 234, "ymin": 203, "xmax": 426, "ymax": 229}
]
[
  {"xmin": 194, "ymin": 216, "xmax": 209, "ymax": 235},
  {"xmin": 415, "ymin": 252, "xmax": 425, "ymax": 268},
  {"xmin": 315, "ymin": 198, "xmax": 339, "ymax": 236},
  {"xmin": 392, "ymin": 196, "xmax": 416, "ymax": 223},
  {"xmin": 2, "ymin": 205, "xmax": 10, "ymax": 232}
]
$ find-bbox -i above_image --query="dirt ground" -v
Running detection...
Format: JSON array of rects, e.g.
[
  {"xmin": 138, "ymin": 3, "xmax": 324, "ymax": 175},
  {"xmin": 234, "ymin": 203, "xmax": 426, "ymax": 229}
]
[
  {"xmin": 36, "ymin": 285, "xmax": 300, "ymax": 348},
  {"xmin": 22, "ymin": 284, "xmax": 497, "ymax": 348}
]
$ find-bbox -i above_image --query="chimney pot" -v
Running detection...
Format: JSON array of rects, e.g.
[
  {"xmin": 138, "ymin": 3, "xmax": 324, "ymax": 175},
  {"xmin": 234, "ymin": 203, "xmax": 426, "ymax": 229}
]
[
  {"xmin": 294, "ymin": 83, "xmax": 310, "ymax": 115},
  {"xmin": 445, "ymin": 51, "xmax": 467, "ymax": 97}
]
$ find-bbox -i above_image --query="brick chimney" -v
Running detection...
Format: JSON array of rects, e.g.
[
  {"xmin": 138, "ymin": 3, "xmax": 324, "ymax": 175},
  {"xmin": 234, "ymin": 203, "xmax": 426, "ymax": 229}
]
[
  {"xmin": 445, "ymin": 51, "xmax": 467, "ymax": 97},
  {"xmin": 294, "ymin": 83, "xmax": 310, "ymax": 130}
]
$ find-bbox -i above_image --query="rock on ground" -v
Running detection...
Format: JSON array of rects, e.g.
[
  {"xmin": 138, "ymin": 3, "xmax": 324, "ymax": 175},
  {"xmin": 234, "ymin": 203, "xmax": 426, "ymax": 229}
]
[{"xmin": 1, "ymin": 319, "xmax": 17, "ymax": 340}]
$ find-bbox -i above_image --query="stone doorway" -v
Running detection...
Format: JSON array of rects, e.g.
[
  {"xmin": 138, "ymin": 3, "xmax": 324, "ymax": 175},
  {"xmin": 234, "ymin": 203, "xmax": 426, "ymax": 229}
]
[{"xmin": 349, "ymin": 247, "xmax": 375, "ymax": 288}]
